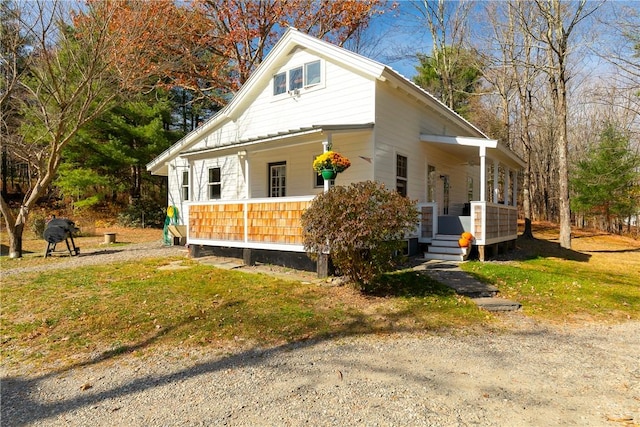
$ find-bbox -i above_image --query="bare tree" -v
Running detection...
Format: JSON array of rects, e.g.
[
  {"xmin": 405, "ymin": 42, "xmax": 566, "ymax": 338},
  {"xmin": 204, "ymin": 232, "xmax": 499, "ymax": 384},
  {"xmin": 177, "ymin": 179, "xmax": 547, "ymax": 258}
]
[
  {"xmin": 525, "ymin": 0, "xmax": 603, "ymax": 249},
  {"xmin": 412, "ymin": 0, "xmax": 474, "ymax": 110},
  {"xmin": 0, "ymin": 0, "xmax": 120, "ymax": 258}
]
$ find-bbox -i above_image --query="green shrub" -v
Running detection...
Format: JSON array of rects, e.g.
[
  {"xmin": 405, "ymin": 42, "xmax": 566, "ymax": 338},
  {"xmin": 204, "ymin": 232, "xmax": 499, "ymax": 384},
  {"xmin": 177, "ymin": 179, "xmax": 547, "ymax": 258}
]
[{"xmin": 301, "ymin": 181, "xmax": 419, "ymax": 288}]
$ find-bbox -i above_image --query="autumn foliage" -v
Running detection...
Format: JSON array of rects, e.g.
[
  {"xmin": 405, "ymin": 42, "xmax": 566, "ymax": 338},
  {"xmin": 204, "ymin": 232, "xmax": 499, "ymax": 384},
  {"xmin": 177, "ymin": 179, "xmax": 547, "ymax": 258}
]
[
  {"xmin": 77, "ymin": 0, "xmax": 389, "ymax": 104},
  {"xmin": 301, "ymin": 181, "xmax": 418, "ymax": 287}
]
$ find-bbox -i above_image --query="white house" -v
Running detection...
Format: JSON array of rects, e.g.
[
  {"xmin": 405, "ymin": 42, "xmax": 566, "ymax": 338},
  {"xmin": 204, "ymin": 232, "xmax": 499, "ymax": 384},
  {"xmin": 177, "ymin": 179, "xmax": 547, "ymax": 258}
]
[{"xmin": 147, "ymin": 28, "xmax": 525, "ymax": 273}]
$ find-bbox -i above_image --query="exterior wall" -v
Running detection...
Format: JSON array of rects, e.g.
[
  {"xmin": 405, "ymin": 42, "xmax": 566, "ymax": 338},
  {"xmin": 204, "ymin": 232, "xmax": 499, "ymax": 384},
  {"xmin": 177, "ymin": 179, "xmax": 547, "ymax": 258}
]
[
  {"xmin": 246, "ymin": 130, "xmax": 374, "ymax": 198},
  {"xmin": 189, "ymin": 49, "xmax": 376, "ymax": 153},
  {"xmin": 191, "ymin": 155, "xmax": 246, "ymax": 201},
  {"xmin": 373, "ymin": 81, "xmax": 478, "ymax": 209},
  {"xmin": 167, "ymin": 158, "xmax": 190, "ymax": 224}
]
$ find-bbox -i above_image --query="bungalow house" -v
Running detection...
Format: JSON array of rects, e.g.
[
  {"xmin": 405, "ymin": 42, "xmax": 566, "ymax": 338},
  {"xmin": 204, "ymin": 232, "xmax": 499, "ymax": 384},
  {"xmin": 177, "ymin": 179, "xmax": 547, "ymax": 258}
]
[{"xmin": 147, "ymin": 28, "xmax": 525, "ymax": 274}]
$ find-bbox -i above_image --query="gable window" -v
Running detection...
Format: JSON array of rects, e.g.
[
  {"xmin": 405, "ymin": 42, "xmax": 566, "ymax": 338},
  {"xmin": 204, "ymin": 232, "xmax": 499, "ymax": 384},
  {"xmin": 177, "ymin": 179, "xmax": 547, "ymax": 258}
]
[
  {"xmin": 269, "ymin": 161, "xmax": 286, "ymax": 197},
  {"xmin": 305, "ymin": 60, "xmax": 321, "ymax": 86},
  {"xmin": 273, "ymin": 72, "xmax": 286, "ymax": 95},
  {"xmin": 289, "ymin": 66, "xmax": 303, "ymax": 91},
  {"xmin": 273, "ymin": 60, "xmax": 322, "ymax": 96},
  {"xmin": 181, "ymin": 170, "xmax": 189, "ymax": 201},
  {"xmin": 208, "ymin": 167, "xmax": 221, "ymax": 199},
  {"xmin": 396, "ymin": 154, "xmax": 408, "ymax": 197}
]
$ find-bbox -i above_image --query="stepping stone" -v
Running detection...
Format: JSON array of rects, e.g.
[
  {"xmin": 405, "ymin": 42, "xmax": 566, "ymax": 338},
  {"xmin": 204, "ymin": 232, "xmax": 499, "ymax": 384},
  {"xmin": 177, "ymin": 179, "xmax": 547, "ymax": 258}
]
[{"xmin": 473, "ymin": 297, "xmax": 522, "ymax": 312}]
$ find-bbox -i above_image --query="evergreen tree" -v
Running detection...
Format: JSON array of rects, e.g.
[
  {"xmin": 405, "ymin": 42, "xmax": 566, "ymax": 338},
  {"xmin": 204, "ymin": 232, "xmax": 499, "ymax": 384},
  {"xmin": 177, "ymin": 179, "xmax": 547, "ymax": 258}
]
[
  {"xmin": 413, "ymin": 46, "xmax": 483, "ymax": 117},
  {"xmin": 62, "ymin": 91, "xmax": 182, "ymax": 206},
  {"xmin": 571, "ymin": 124, "xmax": 640, "ymax": 232}
]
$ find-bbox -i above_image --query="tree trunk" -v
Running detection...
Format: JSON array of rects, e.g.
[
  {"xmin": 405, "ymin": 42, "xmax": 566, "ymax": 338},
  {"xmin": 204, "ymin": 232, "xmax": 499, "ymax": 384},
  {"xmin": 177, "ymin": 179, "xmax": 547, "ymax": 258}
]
[
  {"xmin": 4, "ymin": 204, "xmax": 28, "ymax": 259},
  {"xmin": 522, "ymin": 154, "xmax": 534, "ymax": 239}
]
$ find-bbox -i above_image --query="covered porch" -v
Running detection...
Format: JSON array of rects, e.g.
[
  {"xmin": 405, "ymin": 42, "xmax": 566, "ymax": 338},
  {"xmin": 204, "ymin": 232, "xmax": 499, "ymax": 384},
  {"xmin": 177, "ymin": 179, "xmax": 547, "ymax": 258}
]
[{"xmin": 418, "ymin": 134, "xmax": 525, "ymax": 261}]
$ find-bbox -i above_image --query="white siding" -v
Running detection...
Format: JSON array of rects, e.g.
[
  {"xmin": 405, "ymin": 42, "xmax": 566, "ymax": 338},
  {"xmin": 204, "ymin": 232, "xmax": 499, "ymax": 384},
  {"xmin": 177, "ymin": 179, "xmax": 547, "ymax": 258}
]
[
  {"xmin": 187, "ymin": 50, "xmax": 375, "ymax": 154},
  {"xmin": 166, "ymin": 158, "xmax": 190, "ymax": 224},
  {"xmin": 191, "ymin": 155, "xmax": 245, "ymax": 201},
  {"xmin": 247, "ymin": 131, "xmax": 374, "ymax": 198},
  {"xmin": 373, "ymin": 81, "xmax": 480, "ymax": 210}
]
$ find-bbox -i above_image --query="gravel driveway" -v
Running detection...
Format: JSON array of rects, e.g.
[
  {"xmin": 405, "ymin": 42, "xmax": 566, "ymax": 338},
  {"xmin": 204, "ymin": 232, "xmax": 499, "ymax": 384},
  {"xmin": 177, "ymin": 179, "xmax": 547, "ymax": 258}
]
[{"xmin": 2, "ymin": 242, "xmax": 639, "ymax": 426}]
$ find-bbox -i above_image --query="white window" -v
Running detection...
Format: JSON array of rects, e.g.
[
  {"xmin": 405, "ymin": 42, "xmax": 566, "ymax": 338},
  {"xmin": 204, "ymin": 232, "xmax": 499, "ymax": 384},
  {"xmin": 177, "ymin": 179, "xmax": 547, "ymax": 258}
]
[
  {"xmin": 305, "ymin": 61, "xmax": 321, "ymax": 86},
  {"xmin": 273, "ymin": 72, "xmax": 286, "ymax": 95},
  {"xmin": 269, "ymin": 162, "xmax": 286, "ymax": 197},
  {"xmin": 289, "ymin": 66, "xmax": 303, "ymax": 91},
  {"xmin": 396, "ymin": 154, "xmax": 408, "ymax": 197},
  {"xmin": 181, "ymin": 170, "xmax": 189, "ymax": 201},
  {"xmin": 208, "ymin": 167, "xmax": 221, "ymax": 199},
  {"xmin": 273, "ymin": 60, "xmax": 322, "ymax": 96}
]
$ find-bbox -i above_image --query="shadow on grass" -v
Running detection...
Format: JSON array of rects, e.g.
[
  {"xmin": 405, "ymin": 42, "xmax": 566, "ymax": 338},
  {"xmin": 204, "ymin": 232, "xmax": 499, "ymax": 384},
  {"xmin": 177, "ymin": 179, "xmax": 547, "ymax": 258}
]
[
  {"xmin": 0, "ymin": 307, "xmax": 450, "ymax": 425},
  {"xmin": 364, "ymin": 270, "xmax": 456, "ymax": 298},
  {"xmin": 496, "ymin": 235, "xmax": 592, "ymax": 263},
  {"xmin": 0, "ymin": 243, "xmax": 35, "ymax": 256}
]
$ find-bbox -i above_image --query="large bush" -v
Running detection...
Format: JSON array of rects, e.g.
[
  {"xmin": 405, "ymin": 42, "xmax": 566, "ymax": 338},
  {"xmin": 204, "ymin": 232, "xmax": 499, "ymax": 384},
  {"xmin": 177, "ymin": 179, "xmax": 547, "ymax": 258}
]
[{"xmin": 301, "ymin": 181, "xmax": 419, "ymax": 287}]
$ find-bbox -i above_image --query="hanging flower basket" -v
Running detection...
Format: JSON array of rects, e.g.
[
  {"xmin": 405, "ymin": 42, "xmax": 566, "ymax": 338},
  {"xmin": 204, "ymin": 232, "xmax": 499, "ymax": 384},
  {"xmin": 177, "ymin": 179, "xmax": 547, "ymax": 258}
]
[
  {"xmin": 313, "ymin": 151, "xmax": 351, "ymax": 179},
  {"xmin": 321, "ymin": 169, "xmax": 337, "ymax": 180}
]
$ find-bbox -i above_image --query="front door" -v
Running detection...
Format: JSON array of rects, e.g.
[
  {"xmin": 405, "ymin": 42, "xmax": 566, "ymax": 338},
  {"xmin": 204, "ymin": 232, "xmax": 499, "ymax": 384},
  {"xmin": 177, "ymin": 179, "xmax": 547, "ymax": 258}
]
[{"xmin": 442, "ymin": 174, "xmax": 450, "ymax": 215}]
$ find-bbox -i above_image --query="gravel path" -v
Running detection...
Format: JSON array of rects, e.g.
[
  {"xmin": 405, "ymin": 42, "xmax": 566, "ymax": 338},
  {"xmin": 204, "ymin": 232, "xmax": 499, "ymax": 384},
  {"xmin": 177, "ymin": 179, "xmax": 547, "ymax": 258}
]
[
  {"xmin": 2, "ymin": 321, "xmax": 639, "ymax": 426},
  {"xmin": 0, "ymin": 241, "xmax": 187, "ymax": 278},
  {"xmin": 2, "ymin": 243, "xmax": 639, "ymax": 426}
]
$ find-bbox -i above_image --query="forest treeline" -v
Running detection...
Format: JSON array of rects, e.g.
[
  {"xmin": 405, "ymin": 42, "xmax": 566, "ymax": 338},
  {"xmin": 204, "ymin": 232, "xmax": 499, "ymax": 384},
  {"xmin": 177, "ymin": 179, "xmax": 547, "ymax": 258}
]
[{"xmin": 1, "ymin": 0, "xmax": 639, "ymax": 258}]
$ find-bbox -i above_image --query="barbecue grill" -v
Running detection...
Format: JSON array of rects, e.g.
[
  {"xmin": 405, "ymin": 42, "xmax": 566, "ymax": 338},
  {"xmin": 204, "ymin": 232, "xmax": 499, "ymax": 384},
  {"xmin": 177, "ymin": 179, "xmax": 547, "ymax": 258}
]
[{"xmin": 43, "ymin": 218, "xmax": 80, "ymax": 257}]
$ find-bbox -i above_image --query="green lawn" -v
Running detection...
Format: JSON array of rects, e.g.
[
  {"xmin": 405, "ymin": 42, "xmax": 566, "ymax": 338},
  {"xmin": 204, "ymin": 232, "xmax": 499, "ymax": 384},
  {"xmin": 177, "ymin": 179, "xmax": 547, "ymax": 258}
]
[
  {"xmin": 1, "ymin": 258, "xmax": 486, "ymax": 372},
  {"xmin": 3, "ymin": 229, "xmax": 638, "ymax": 374},
  {"xmin": 461, "ymin": 233, "xmax": 640, "ymax": 322}
]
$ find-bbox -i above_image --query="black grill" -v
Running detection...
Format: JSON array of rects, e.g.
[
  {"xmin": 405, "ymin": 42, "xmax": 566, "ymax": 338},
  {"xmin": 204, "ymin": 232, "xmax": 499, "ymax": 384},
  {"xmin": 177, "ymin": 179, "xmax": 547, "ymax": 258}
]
[{"xmin": 43, "ymin": 218, "xmax": 80, "ymax": 257}]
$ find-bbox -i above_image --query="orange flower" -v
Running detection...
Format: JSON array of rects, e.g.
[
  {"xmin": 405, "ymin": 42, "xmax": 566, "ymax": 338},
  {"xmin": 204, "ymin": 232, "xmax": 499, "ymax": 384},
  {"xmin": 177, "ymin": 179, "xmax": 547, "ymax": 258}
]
[{"xmin": 313, "ymin": 151, "xmax": 351, "ymax": 173}]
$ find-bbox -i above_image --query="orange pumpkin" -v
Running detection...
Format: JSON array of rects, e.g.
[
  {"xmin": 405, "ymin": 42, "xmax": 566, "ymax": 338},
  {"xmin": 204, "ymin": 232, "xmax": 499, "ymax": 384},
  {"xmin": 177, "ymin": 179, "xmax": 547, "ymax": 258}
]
[
  {"xmin": 461, "ymin": 232, "xmax": 473, "ymax": 241},
  {"xmin": 458, "ymin": 237, "xmax": 470, "ymax": 248}
]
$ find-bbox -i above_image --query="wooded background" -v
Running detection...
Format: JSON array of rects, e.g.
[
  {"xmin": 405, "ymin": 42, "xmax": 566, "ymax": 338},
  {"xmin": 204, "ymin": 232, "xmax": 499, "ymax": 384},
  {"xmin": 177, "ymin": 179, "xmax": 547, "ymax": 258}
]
[{"xmin": 1, "ymin": 0, "xmax": 638, "ymax": 258}]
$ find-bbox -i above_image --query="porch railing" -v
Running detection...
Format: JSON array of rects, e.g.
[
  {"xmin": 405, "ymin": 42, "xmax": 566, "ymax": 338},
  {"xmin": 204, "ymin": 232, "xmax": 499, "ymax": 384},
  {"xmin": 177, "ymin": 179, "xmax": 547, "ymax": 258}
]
[
  {"xmin": 417, "ymin": 203, "xmax": 437, "ymax": 243},
  {"xmin": 186, "ymin": 196, "xmax": 315, "ymax": 252},
  {"xmin": 470, "ymin": 201, "xmax": 518, "ymax": 245},
  {"xmin": 184, "ymin": 198, "xmax": 517, "ymax": 252}
]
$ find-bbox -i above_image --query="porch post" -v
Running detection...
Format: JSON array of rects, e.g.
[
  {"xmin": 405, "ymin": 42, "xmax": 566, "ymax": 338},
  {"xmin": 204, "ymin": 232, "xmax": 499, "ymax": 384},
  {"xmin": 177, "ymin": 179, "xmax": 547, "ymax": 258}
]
[
  {"xmin": 240, "ymin": 152, "xmax": 250, "ymax": 198},
  {"xmin": 479, "ymin": 146, "xmax": 487, "ymax": 202},
  {"xmin": 504, "ymin": 167, "xmax": 511, "ymax": 205},
  {"xmin": 322, "ymin": 134, "xmax": 332, "ymax": 193},
  {"xmin": 493, "ymin": 159, "xmax": 499, "ymax": 203},
  {"xmin": 512, "ymin": 170, "xmax": 518, "ymax": 206}
]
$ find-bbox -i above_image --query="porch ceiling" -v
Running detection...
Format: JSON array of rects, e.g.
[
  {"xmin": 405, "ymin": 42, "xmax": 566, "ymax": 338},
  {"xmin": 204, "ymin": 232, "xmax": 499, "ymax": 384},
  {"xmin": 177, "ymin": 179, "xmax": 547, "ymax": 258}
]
[{"xmin": 420, "ymin": 134, "xmax": 525, "ymax": 169}]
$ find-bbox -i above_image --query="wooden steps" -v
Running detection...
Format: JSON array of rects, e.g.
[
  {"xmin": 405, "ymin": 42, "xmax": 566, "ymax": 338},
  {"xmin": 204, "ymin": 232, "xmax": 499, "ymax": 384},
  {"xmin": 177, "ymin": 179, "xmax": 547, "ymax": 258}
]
[{"xmin": 424, "ymin": 234, "xmax": 470, "ymax": 262}]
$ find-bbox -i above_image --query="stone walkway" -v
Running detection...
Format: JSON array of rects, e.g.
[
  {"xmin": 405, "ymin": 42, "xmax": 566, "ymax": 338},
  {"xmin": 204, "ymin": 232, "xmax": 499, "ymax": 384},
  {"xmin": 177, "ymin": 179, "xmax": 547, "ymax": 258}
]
[{"xmin": 414, "ymin": 260, "xmax": 522, "ymax": 311}]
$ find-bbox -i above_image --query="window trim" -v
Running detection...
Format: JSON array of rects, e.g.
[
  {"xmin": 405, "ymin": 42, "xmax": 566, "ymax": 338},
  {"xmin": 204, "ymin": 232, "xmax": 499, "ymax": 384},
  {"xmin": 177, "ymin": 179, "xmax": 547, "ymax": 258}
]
[
  {"xmin": 396, "ymin": 153, "xmax": 408, "ymax": 197},
  {"xmin": 268, "ymin": 161, "xmax": 287, "ymax": 197},
  {"xmin": 273, "ymin": 60, "xmax": 323, "ymax": 97},
  {"xmin": 181, "ymin": 170, "xmax": 189, "ymax": 201},
  {"xmin": 273, "ymin": 71, "xmax": 286, "ymax": 95},
  {"xmin": 304, "ymin": 60, "xmax": 321, "ymax": 87},
  {"xmin": 208, "ymin": 167, "xmax": 222, "ymax": 200}
]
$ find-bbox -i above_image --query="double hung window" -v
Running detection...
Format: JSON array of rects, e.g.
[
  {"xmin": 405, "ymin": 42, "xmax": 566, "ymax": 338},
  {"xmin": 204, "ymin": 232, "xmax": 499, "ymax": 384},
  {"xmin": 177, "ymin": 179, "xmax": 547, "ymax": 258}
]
[
  {"xmin": 396, "ymin": 154, "xmax": 408, "ymax": 197},
  {"xmin": 181, "ymin": 171, "xmax": 189, "ymax": 201},
  {"xmin": 208, "ymin": 167, "xmax": 221, "ymax": 200}
]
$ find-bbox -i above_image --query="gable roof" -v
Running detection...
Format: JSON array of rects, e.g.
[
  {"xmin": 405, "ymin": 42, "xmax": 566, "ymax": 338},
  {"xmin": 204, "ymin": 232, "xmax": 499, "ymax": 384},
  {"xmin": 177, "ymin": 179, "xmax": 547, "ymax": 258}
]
[{"xmin": 147, "ymin": 27, "xmax": 492, "ymax": 175}]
